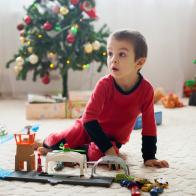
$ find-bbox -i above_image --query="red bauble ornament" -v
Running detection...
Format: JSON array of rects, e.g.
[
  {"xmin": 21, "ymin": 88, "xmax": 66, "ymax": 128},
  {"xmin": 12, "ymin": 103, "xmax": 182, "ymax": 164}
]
[
  {"xmin": 66, "ymin": 33, "xmax": 75, "ymax": 44},
  {"xmin": 17, "ymin": 23, "xmax": 24, "ymax": 31},
  {"xmin": 81, "ymin": 1, "xmax": 92, "ymax": 11},
  {"xmin": 52, "ymin": 5, "xmax": 60, "ymax": 14},
  {"xmin": 80, "ymin": 1, "xmax": 97, "ymax": 19},
  {"xmin": 24, "ymin": 15, "xmax": 32, "ymax": 25},
  {"xmin": 85, "ymin": 8, "xmax": 97, "ymax": 19},
  {"xmin": 43, "ymin": 22, "xmax": 53, "ymax": 31},
  {"xmin": 42, "ymin": 74, "xmax": 50, "ymax": 84},
  {"xmin": 70, "ymin": 0, "xmax": 79, "ymax": 5}
]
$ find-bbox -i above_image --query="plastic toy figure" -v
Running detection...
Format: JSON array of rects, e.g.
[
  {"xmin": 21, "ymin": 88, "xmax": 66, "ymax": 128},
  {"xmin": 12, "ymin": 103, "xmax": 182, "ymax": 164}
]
[{"xmin": 37, "ymin": 153, "xmax": 42, "ymax": 173}]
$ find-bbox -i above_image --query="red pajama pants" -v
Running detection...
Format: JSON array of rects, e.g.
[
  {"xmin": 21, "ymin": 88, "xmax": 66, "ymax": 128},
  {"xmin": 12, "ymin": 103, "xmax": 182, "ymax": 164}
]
[
  {"xmin": 44, "ymin": 119, "xmax": 90, "ymax": 149},
  {"xmin": 43, "ymin": 120, "xmax": 120, "ymax": 161}
]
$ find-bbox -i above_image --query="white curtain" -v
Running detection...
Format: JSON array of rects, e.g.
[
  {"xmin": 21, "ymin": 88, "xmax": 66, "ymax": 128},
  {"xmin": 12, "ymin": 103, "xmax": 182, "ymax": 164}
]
[{"xmin": 1, "ymin": 0, "xmax": 196, "ymax": 96}]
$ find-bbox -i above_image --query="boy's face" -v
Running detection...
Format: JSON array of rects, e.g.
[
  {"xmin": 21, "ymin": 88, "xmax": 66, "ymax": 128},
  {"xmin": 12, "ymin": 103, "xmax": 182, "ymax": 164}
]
[{"xmin": 107, "ymin": 37, "xmax": 144, "ymax": 80}]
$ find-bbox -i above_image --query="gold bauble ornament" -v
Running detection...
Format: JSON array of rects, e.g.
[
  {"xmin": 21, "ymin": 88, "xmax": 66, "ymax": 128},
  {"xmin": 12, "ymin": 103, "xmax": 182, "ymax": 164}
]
[
  {"xmin": 14, "ymin": 64, "xmax": 23, "ymax": 74},
  {"xmin": 47, "ymin": 52, "xmax": 57, "ymax": 61},
  {"xmin": 29, "ymin": 54, "xmax": 39, "ymax": 64},
  {"xmin": 19, "ymin": 36, "xmax": 25, "ymax": 45},
  {"xmin": 27, "ymin": 47, "xmax": 33, "ymax": 53},
  {"xmin": 60, "ymin": 6, "xmax": 69, "ymax": 15},
  {"xmin": 15, "ymin": 56, "xmax": 24, "ymax": 66},
  {"xmin": 84, "ymin": 42, "xmax": 93, "ymax": 54},
  {"xmin": 92, "ymin": 40, "xmax": 101, "ymax": 50}
]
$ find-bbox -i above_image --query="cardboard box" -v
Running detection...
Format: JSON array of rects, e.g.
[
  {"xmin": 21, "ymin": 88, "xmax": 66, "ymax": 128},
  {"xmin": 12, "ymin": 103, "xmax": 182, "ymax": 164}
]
[
  {"xmin": 26, "ymin": 102, "xmax": 66, "ymax": 120},
  {"xmin": 25, "ymin": 91, "xmax": 92, "ymax": 120}
]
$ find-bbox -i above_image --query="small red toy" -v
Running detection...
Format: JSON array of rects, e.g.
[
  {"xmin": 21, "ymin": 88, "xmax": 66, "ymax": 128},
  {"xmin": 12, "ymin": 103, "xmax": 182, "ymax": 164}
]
[
  {"xmin": 183, "ymin": 80, "xmax": 196, "ymax": 97},
  {"xmin": 37, "ymin": 153, "xmax": 42, "ymax": 173},
  {"xmin": 131, "ymin": 186, "xmax": 140, "ymax": 196}
]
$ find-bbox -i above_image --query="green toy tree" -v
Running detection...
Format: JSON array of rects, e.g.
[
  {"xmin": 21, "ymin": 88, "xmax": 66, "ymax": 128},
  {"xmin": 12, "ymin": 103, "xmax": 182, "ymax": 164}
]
[{"xmin": 6, "ymin": 0, "xmax": 109, "ymax": 98}]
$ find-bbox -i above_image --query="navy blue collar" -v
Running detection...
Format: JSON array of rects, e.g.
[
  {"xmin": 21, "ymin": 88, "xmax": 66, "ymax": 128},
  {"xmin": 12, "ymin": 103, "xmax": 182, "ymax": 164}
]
[{"xmin": 113, "ymin": 73, "xmax": 143, "ymax": 95}]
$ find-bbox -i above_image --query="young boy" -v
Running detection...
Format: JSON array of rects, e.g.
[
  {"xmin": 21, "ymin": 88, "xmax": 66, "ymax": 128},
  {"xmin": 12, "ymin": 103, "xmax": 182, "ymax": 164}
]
[{"xmin": 38, "ymin": 30, "xmax": 169, "ymax": 168}]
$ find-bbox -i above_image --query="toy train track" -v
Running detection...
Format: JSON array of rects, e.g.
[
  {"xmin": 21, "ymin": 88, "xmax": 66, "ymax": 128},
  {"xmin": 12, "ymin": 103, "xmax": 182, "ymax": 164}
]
[{"xmin": 2, "ymin": 171, "xmax": 114, "ymax": 187}]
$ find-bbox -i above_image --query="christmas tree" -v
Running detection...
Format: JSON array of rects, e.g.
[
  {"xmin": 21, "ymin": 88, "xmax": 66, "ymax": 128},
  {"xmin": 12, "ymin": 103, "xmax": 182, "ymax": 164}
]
[{"xmin": 6, "ymin": 0, "xmax": 109, "ymax": 98}]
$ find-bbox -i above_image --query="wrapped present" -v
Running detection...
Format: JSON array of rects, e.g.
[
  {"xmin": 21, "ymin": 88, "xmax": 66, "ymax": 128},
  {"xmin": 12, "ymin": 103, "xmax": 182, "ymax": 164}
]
[
  {"xmin": 66, "ymin": 100, "xmax": 87, "ymax": 119},
  {"xmin": 26, "ymin": 94, "xmax": 66, "ymax": 120},
  {"xmin": 26, "ymin": 102, "xmax": 66, "ymax": 120},
  {"xmin": 66, "ymin": 91, "xmax": 91, "ymax": 119},
  {"xmin": 25, "ymin": 92, "xmax": 91, "ymax": 119}
]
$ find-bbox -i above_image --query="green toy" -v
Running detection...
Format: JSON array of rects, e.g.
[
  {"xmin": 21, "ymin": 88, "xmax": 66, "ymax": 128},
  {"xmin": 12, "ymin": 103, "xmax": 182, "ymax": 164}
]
[
  {"xmin": 114, "ymin": 173, "xmax": 134, "ymax": 183},
  {"xmin": 59, "ymin": 143, "xmax": 86, "ymax": 153}
]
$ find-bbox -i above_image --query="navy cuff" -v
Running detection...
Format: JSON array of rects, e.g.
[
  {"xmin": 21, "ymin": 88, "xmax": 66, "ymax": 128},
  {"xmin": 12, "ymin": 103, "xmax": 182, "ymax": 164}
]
[
  {"xmin": 142, "ymin": 136, "xmax": 157, "ymax": 162},
  {"xmin": 84, "ymin": 120, "xmax": 113, "ymax": 153}
]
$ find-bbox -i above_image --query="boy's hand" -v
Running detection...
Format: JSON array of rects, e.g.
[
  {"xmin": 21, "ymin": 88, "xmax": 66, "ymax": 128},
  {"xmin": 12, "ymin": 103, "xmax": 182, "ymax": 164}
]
[
  {"xmin": 144, "ymin": 159, "xmax": 169, "ymax": 168},
  {"xmin": 105, "ymin": 146, "xmax": 118, "ymax": 156},
  {"xmin": 105, "ymin": 147, "xmax": 120, "ymax": 170}
]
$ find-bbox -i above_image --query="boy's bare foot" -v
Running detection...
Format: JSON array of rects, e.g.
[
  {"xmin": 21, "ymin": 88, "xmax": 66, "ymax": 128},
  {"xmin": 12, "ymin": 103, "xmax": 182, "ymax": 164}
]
[
  {"xmin": 37, "ymin": 146, "xmax": 52, "ymax": 155},
  {"xmin": 34, "ymin": 139, "xmax": 44, "ymax": 150}
]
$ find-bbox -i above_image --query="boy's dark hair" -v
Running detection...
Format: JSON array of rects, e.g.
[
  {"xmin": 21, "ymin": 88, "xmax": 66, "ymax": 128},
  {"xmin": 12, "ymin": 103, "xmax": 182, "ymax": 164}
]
[{"xmin": 110, "ymin": 30, "xmax": 148, "ymax": 61}]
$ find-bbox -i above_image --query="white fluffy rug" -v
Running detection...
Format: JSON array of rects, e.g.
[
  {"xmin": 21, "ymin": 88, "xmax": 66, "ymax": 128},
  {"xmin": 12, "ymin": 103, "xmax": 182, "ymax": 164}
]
[{"xmin": 0, "ymin": 98, "xmax": 196, "ymax": 196}]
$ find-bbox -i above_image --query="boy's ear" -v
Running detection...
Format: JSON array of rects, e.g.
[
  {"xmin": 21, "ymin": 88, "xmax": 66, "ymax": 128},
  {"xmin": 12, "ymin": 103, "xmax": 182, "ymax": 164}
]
[{"xmin": 136, "ymin": 58, "xmax": 146, "ymax": 69}]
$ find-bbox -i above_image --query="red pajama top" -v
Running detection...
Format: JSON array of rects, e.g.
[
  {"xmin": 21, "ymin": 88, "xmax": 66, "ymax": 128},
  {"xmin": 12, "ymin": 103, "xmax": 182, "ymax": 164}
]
[{"xmin": 82, "ymin": 74, "xmax": 156, "ymax": 144}]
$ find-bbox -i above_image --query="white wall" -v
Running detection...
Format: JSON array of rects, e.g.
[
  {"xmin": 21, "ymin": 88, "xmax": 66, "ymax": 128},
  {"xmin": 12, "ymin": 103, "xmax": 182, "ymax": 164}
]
[{"xmin": 0, "ymin": 0, "xmax": 196, "ymax": 96}]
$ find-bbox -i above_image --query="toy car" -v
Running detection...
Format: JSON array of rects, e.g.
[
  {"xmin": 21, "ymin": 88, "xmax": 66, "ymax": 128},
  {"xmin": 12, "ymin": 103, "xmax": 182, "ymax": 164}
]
[
  {"xmin": 154, "ymin": 178, "xmax": 168, "ymax": 188},
  {"xmin": 131, "ymin": 186, "xmax": 141, "ymax": 196},
  {"xmin": 150, "ymin": 187, "xmax": 163, "ymax": 196}
]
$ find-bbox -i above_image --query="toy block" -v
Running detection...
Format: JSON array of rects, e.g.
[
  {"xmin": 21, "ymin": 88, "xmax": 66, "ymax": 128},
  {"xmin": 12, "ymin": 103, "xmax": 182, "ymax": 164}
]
[{"xmin": 134, "ymin": 111, "xmax": 162, "ymax": 130}]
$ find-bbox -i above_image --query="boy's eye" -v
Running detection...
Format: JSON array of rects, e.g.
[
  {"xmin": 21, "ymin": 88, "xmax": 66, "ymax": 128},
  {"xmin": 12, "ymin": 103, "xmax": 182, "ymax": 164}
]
[
  {"xmin": 108, "ymin": 51, "xmax": 113, "ymax": 57},
  {"xmin": 119, "ymin": 52, "xmax": 126, "ymax": 57}
]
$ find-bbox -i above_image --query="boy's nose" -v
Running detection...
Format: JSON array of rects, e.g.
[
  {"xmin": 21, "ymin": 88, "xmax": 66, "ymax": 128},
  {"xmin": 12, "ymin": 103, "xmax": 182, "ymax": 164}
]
[{"xmin": 112, "ymin": 58, "xmax": 119, "ymax": 64}]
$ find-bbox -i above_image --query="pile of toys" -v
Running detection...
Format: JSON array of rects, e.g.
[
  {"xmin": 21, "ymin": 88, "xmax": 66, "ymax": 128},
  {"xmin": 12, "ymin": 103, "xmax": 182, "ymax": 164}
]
[
  {"xmin": 154, "ymin": 88, "xmax": 184, "ymax": 108},
  {"xmin": 161, "ymin": 93, "xmax": 184, "ymax": 108},
  {"xmin": 154, "ymin": 88, "xmax": 166, "ymax": 104},
  {"xmin": 1, "ymin": 124, "xmax": 170, "ymax": 193},
  {"xmin": 115, "ymin": 173, "xmax": 168, "ymax": 196}
]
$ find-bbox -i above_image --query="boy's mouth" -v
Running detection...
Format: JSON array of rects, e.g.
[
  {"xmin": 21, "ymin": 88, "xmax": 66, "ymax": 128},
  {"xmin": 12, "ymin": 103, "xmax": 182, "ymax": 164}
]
[{"xmin": 111, "ymin": 67, "xmax": 119, "ymax": 71}]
